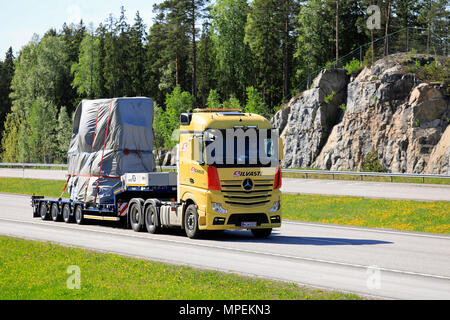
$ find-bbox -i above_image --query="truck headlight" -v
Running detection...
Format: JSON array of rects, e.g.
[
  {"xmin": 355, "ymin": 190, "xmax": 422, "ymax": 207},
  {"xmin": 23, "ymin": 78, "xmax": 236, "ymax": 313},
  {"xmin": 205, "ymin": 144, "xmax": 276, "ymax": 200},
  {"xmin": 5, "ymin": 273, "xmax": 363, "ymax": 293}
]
[
  {"xmin": 269, "ymin": 201, "xmax": 280, "ymax": 213},
  {"xmin": 212, "ymin": 202, "xmax": 228, "ymax": 214}
]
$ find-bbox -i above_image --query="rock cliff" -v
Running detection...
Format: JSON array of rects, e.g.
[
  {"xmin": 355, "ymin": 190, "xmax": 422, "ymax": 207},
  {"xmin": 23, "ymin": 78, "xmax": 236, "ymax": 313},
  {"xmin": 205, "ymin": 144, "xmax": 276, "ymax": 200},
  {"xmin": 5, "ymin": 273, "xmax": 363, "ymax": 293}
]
[{"xmin": 273, "ymin": 55, "xmax": 449, "ymax": 174}]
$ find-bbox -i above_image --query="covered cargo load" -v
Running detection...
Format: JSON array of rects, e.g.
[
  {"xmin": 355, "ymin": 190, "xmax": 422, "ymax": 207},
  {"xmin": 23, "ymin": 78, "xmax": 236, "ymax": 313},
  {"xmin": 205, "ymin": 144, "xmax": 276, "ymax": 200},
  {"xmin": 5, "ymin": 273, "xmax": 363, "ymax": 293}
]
[{"xmin": 67, "ymin": 97, "xmax": 154, "ymax": 204}]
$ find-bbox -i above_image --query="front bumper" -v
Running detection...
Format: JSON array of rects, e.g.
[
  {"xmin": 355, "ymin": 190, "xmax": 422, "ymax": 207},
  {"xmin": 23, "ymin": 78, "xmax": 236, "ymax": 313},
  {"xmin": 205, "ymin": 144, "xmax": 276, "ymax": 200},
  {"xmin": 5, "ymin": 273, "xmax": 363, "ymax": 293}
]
[{"xmin": 199, "ymin": 211, "xmax": 282, "ymax": 231}]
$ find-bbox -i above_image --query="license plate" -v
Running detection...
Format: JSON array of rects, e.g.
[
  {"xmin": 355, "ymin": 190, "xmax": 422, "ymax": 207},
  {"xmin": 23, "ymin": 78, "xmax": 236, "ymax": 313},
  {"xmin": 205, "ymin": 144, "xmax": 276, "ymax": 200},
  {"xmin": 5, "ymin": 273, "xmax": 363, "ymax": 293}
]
[{"xmin": 241, "ymin": 222, "xmax": 257, "ymax": 228}]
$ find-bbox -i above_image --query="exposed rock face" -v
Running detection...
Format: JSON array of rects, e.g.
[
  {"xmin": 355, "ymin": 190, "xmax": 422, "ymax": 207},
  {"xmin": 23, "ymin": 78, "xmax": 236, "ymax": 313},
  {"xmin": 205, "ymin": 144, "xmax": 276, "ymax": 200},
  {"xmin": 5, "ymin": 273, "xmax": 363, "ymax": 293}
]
[
  {"xmin": 273, "ymin": 56, "xmax": 449, "ymax": 173},
  {"xmin": 273, "ymin": 69, "xmax": 348, "ymax": 168},
  {"xmin": 424, "ymin": 125, "xmax": 450, "ymax": 174}
]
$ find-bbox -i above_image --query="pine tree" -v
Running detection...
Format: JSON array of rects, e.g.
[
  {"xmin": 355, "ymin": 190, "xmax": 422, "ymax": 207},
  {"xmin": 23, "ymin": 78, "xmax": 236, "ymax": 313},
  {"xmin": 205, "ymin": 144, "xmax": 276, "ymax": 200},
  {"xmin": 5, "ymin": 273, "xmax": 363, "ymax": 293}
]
[
  {"xmin": 145, "ymin": 12, "xmax": 171, "ymax": 105},
  {"xmin": 0, "ymin": 47, "xmax": 15, "ymax": 138},
  {"xmin": 197, "ymin": 21, "xmax": 217, "ymax": 106},
  {"xmin": 154, "ymin": 1, "xmax": 191, "ymax": 91},
  {"xmin": 129, "ymin": 11, "xmax": 147, "ymax": 96}
]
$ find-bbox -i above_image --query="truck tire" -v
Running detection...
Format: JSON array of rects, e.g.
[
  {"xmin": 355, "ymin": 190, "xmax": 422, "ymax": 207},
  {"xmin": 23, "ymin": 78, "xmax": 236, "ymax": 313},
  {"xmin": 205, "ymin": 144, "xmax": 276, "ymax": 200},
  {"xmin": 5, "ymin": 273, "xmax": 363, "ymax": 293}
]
[
  {"xmin": 145, "ymin": 204, "xmax": 160, "ymax": 234},
  {"xmin": 62, "ymin": 204, "xmax": 72, "ymax": 223},
  {"xmin": 184, "ymin": 204, "xmax": 201, "ymax": 239},
  {"xmin": 251, "ymin": 228, "xmax": 272, "ymax": 238},
  {"xmin": 75, "ymin": 206, "xmax": 84, "ymax": 225},
  {"xmin": 51, "ymin": 203, "xmax": 61, "ymax": 222},
  {"xmin": 39, "ymin": 202, "xmax": 49, "ymax": 221},
  {"xmin": 129, "ymin": 199, "xmax": 144, "ymax": 232}
]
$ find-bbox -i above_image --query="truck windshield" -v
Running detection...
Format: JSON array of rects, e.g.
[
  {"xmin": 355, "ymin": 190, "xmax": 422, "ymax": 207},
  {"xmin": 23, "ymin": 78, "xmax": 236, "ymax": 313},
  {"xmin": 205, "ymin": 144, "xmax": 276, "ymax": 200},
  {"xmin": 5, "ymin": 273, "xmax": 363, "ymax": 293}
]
[{"xmin": 204, "ymin": 128, "xmax": 279, "ymax": 168}]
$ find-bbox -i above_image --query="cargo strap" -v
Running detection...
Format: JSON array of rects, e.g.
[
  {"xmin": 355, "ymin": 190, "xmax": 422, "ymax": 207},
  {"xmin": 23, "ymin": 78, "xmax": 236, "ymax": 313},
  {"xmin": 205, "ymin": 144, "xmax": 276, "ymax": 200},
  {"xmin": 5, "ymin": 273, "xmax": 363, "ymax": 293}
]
[
  {"xmin": 58, "ymin": 174, "xmax": 72, "ymax": 201},
  {"xmin": 94, "ymin": 99, "xmax": 114, "ymax": 204}
]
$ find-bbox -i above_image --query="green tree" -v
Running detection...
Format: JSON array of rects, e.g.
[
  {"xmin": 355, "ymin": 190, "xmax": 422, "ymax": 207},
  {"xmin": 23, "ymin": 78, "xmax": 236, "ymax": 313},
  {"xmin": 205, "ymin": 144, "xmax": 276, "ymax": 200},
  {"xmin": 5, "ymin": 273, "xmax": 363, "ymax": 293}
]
[
  {"xmin": 1, "ymin": 112, "xmax": 21, "ymax": 162},
  {"xmin": 211, "ymin": 0, "xmax": 252, "ymax": 102},
  {"xmin": 71, "ymin": 28, "xmax": 102, "ymax": 98},
  {"xmin": 244, "ymin": 86, "xmax": 267, "ymax": 116},
  {"xmin": 145, "ymin": 12, "xmax": 172, "ymax": 105},
  {"xmin": 197, "ymin": 21, "xmax": 217, "ymax": 106},
  {"xmin": 0, "ymin": 47, "xmax": 15, "ymax": 138},
  {"xmin": 245, "ymin": 0, "xmax": 284, "ymax": 110},
  {"xmin": 161, "ymin": 86, "xmax": 194, "ymax": 148},
  {"xmin": 294, "ymin": 0, "xmax": 335, "ymax": 81},
  {"xmin": 206, "ymin": 89, "xmax": 221, "ymax": 108},
  {"xmin": 154, "ymin": 1, "xmax": 191, "ymax": 90},
  {"xmin": 56, "ymin": 106, "xmax": 72, "ymax": 162},
  {"xmin": 27, "ymin": 97, "xmax": 58, "ymax": 163},
  {"xmin": 129, "ymin": 11, "xmax": 147, "ymax": 96},
  {"xmin": 361, "ymin": 149, "xmax": 385, "ymax": 172}
]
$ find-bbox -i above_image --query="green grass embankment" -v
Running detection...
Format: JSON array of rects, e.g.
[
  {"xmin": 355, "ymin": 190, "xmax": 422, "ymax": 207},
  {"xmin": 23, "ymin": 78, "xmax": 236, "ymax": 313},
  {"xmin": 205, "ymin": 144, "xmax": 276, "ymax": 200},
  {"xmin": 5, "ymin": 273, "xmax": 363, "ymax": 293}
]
[{"xmin": 0, "ymin": 236, "xmax": 360, "ymax": 300}]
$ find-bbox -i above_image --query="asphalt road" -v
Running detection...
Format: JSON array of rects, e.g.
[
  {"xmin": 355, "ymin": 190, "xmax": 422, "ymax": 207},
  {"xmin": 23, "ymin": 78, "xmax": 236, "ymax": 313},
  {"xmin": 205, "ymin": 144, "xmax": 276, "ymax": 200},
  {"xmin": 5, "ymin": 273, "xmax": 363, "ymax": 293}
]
[
  {"xmin": 1, "ymin": 168, "xmax": 449, "ymax": 201},
  {"xmin": 0, "ymin": 193, "xmax": 449, "ymax": 300}
]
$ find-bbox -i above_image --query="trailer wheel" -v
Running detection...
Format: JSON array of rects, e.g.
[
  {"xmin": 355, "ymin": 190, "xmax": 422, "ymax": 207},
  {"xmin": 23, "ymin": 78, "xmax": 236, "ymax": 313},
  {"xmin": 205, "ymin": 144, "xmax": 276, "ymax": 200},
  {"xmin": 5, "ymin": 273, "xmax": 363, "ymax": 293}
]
[
  {"xmin": 145, "ymin": 204, "xmax": 160, "ymax": 234},
  {"xmin": 251, "ymin": 228, "xmax": 272, "ymax": 238},
  {"xmin": 39, "ymin": 202, "xmax": 49, "ymax": 221},
  {"xmin": 184, "ymin": 204, "xmax": 201, "ymax": 239},
  {"xmin": 75, "ymin": 206, "xmax": 84, "ymax": 225},
  {"xmin": 63, "ymin": 204, "xmax": 72, "ymax": 223},
  {"xmin": 129, "ymin": 199, "xmax": 143, "ymax": 232},
  {"xmin": 51, "ymin": 203, "xmax": 61, "ymax": 222}
]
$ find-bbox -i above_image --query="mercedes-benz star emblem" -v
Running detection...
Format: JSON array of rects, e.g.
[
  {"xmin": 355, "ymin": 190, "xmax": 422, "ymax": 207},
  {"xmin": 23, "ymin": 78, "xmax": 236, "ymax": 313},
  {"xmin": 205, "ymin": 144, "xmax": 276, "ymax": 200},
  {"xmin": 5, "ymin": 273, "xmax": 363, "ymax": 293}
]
[{"xmin": 242, "ymin": 179, "xmax": 254, "ymax": 191}]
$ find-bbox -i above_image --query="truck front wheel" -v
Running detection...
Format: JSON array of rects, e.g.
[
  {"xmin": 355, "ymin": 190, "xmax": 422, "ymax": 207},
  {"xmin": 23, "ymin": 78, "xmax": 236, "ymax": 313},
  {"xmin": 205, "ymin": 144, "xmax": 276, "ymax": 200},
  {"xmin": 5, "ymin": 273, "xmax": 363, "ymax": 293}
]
[{"xmin": 184, "ymin": 204, "xmax": 201, "ymax": 239}]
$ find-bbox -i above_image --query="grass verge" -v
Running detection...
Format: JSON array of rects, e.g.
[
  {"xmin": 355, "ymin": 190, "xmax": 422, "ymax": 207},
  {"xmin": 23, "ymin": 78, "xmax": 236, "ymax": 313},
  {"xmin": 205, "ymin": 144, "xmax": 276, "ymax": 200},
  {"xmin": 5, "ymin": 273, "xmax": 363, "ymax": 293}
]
[
  {"xmin": 283, "ymin": 170, "xmax": 450, "ymax": 185},
  {"xmin": 0, "ymin": 177, "xmax": 66, "ymax": 198},
  {"xmin": 282, "ymin": 194, "xmax": 450, "ymax": 234},
  {"xmin": 0, "ymin": 236, "xmax": 360, "ymax": 300},
  {"xmin": 0, "ymin": 177, "xmax": 448, "ymax": 234}
]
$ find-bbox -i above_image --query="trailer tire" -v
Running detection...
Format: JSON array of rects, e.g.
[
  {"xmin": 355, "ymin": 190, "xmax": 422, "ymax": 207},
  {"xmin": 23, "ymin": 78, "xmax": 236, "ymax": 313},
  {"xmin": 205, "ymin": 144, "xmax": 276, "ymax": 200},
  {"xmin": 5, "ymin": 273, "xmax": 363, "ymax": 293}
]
[
  {"xmin": 145, "ymin": 204, "xmax": 160, "ymax": 234},
  {"xmin": 129, "ymin": 199, "xmax": 144, "ymax": 232},
  {"xmin": 75, "ymin": 206, "xmax": 84, "ymax": 225},
  {"xmin": 63, "ymin": 204, "xmax": 72, "ymax": 223},
  {"xmin": 51, "ymin": 203, "xmax": 61, "ymax": 222},
  {"xmin": 39, "ymin": 202, "xmax": 49, "ymax": 221},
  {"xmin": 184, "ymin": 204, "xmax": 201, "ymax": 239}
]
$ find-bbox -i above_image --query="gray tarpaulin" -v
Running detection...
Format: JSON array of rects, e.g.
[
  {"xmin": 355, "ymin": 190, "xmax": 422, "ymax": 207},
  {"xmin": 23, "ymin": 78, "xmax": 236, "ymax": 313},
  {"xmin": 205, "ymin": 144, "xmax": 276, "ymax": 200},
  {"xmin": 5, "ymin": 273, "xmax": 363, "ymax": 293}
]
[{"xmin": 67, "ymin": 97, "xmax": 154, "ymax": 204}]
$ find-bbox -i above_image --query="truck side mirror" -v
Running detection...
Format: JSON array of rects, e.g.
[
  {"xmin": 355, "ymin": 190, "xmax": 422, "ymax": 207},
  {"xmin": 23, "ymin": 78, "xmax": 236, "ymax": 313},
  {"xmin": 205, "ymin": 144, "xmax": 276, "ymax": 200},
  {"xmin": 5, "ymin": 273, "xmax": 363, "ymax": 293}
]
[
  {"xmin": 180, "ymin": 113, "xmax": 192, "ymax": 126},
  {"xmin": 191, "ymin": 136, "xmax": 205, "ymax": 165}
]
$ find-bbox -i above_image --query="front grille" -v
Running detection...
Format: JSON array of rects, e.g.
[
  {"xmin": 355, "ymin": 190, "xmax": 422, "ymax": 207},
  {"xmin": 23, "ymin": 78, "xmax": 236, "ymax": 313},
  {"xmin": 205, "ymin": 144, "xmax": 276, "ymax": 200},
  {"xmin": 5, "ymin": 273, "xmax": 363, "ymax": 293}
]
[
  {"xmin": 227, "ymin": 214, "xmax": 269, "ymax": 226},
  {"xmin": 221, "ymin": 179, "xmax": 273, "ymax": 206}
]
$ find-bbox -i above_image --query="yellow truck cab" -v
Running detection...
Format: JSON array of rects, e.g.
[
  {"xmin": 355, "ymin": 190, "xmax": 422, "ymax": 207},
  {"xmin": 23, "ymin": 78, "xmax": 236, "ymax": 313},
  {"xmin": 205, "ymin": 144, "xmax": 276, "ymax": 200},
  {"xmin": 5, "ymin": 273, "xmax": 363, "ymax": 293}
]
[{"xmin": 178, "ymin": 109, "xmax": 282, "ymax": 238}]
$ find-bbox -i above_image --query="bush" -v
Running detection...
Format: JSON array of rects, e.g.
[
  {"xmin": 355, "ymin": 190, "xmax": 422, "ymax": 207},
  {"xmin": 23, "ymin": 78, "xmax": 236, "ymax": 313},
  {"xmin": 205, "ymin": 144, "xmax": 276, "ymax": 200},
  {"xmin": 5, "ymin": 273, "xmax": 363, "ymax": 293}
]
[
  {"xmin": 361, "ymin": 149, "xmax": 385, "ymax": 173},
  {"xmin": 344, "ymin": 58, "xmax": 362, "ymax": 76}
]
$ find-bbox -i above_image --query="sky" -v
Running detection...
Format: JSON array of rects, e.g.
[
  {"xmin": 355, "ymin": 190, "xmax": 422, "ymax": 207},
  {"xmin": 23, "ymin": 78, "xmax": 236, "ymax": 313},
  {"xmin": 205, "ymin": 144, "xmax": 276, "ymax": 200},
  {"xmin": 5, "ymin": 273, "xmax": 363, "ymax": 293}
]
[{"xmin": 0, "ymin": 0, "xmax": 162, "ymax": 59}]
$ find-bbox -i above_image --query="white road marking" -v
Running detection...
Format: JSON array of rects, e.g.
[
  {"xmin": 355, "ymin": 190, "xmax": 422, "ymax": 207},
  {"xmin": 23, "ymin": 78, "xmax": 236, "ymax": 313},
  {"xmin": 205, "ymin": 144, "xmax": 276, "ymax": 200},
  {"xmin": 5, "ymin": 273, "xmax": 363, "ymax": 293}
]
[{"xmin": 1, "ymin": 216, "xmax": 449, "ymax": 281}]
